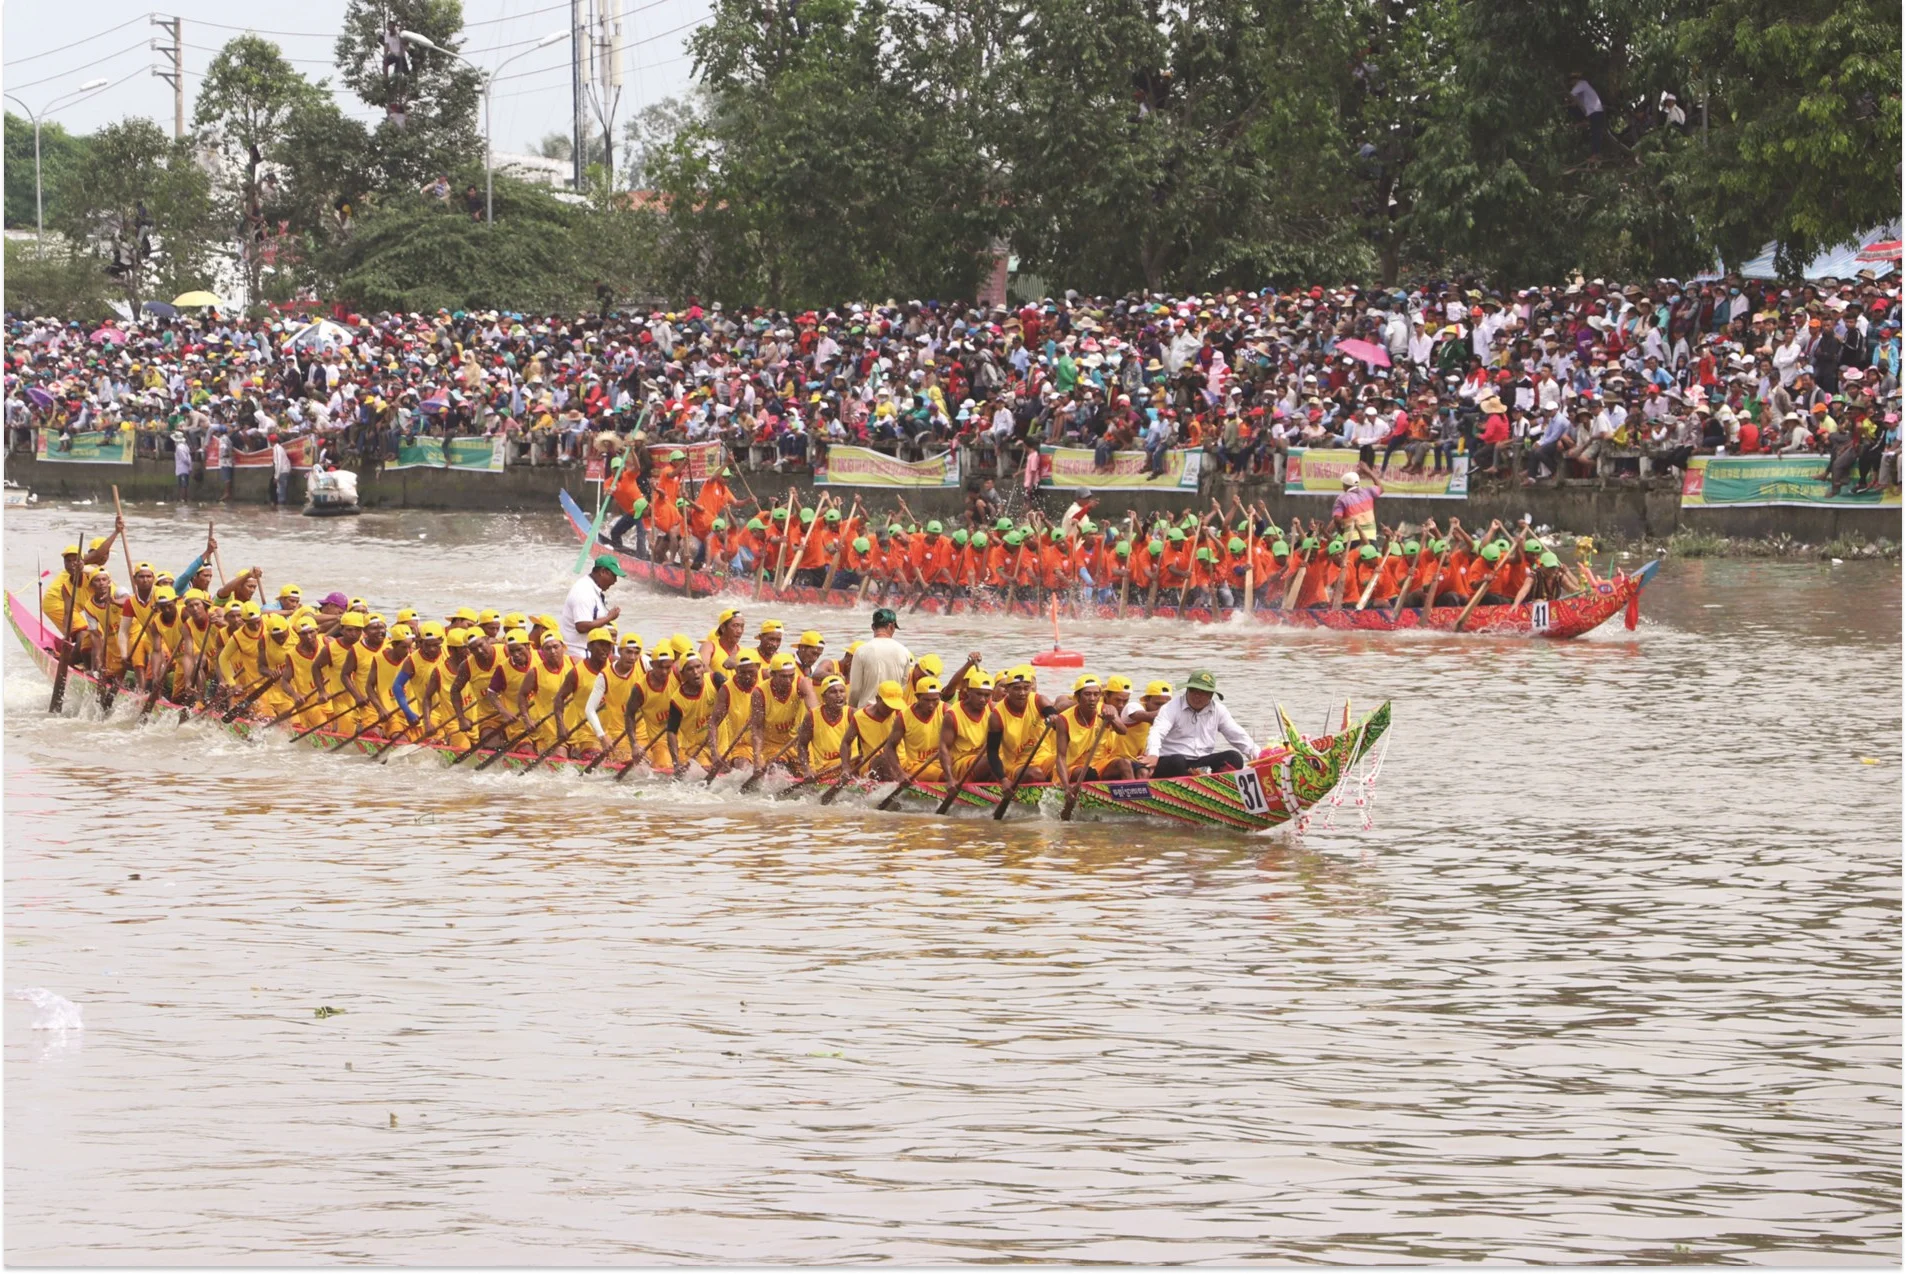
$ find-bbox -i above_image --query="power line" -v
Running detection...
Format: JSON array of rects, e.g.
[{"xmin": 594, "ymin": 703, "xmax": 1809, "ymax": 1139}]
[
  {"xmin": 186, "ymin": 18, "xmax": 337, "ymax": 38},
  {"xmin": 183, "ymin": 42, "xmax": 337, "ymax": 68},
  {"xmin": 4, "ymin": 39, "xmax": 150, "ymax": 93},
  {"xmin": 464, "ymin": 2, "xmax": 571, "ymax": 27},
  {"xmin": 3, "ymin": 13, "xmax": 153, "ymax": 66}
]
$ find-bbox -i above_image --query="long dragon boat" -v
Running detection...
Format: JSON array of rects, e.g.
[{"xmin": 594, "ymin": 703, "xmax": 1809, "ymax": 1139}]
[
  {"xmin": 7, "ymin": 590, "xmax": 1390, "ymax": 835},
  {"xmin": 562, "ymin": 491, "xmax": 1660, "ymax": 639}
]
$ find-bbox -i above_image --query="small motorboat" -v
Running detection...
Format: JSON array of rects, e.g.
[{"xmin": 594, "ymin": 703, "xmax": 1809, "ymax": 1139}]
[{"xmin": 303, "ymin": 466, "xmax": 361, "ymax": 517}]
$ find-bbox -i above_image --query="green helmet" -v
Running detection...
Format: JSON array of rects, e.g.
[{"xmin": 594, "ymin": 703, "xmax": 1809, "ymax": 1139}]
[
  {"xmin": 1228, "ymin": 537, "xmax": 1246, "ymax": 554},
  {"xmin": 951, "ymin": 529, "xmax": 968, "ymax": 545},
  {"xmin": 907, "ymin": 523, "xmax": 919, "ymax": 535},
  {"xmin": 1327, "ymin": 538, "xmax": 1345, "ymax": 555},
  {"xmin": 1080, "ymin": 518, "xmax": 1097, "ymax": 534},
  {"xmin": 712, "ymin": 518, "xmax": 728, "ymax": 531},
  {"xmin": 1271, "ymin": 540, "xmax": 1290, "ymax": 557},
  {"xmin": 1431, "ymin": 538, "xmax": 1449, "ymax": 553},
  {"xmin": 1115, "ymin": 541, "xmax": 1131, "ymax": 557},
  {"xmin": 1235, "ymin": 519, "xmax": 1250, "ymax": 533},
  {"xmin": 995, "ymin": 517, "xmax": 1012, "ymax": 531},
  {"xmin": 1539, "ymin": 551, "xmax": 1560, "ymax": 568},
  {"xmin": 925, "ymin": 519, "xmax": 943, "ymax": 534},
  {"xmin": 1492, "ymin": 538, "xmax": 1512, "ymax": 554},
  {"xmin": 887, "ymin": 522, "xmax": 903, "ymax": 535},
  {"xmin": 852, "ymin": 536, "xmax": 870, "ymax": 552},
  {"xmin": 1301, "ymin": 536, "xmax": 1318, "ymax": 550},
  {"xmin": 772, "ymin": 508, "xmax": 789, "ymax": 521},
  {"xmin": 1196, "ymin": 547, "xmax": 1214, "ymax": 562},
  {"xmin": 824, "ymin": 509, "xmax": 841, "ymax": 523},
  {"xmin": 1147, "ymin": 541, "xmax": 1164, "ymax": 557},
  {"xmin": 1523, "ymin": 538, "xmax": 1543, "ymax": 554},
  {"xmin": 746, "ymin": 517, "xmax": 764, "ymax": 531},
  {"xmin": 1359, "ymin": 544, "xmax": 1379, "ymax": 560},
  {"xmin": 1167, "ymin": 528, "xmax": 1186, "ymax": 543},
  {"xmin": 1480, "ymin": 542, "xmax": 1503, "ymax": 562},
  {"xmin": 799, "ymin": 507, "xmax": 815, "ymax": 523},
  {"xmin": 1181, "ymin": 512, "xmax": 1198, "ymax": 527},
  {"xmin": 630, "ymin": 497, "xmax": 650, "ymax": 517},
  {"xmin": 971, "ymin": 531, "xmax": 988, "ymax": 547},
  {"xmin": 1005, "ymin": 530, "xmax": 1023, "ymax": 546},
  {"xmin": 1050, "ymin": 528, "xmax": 1064, "ymax": 541},
  {"xmin": 1402, "ymin": 539, "xmax": 1421, "ymax": 555}
]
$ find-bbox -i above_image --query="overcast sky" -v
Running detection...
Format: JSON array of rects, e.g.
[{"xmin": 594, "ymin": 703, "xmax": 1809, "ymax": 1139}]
[{"xmin": 3, "ymin": 0, "xmax": 704, "ymax": 157}]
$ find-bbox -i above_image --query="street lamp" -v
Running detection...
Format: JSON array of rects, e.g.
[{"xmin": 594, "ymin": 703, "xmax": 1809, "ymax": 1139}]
[
  {"xmin": 4, "ymin": 77, "xmax": 111, "ymax": 251},
  {"xmin": 401, "ymin": 29, "xmax": 567, "ymax": 225}
]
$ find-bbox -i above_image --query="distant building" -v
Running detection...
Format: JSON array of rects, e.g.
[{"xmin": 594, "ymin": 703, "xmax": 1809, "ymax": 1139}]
[{"xmin": 491, "ymin": 151, "xmax": 572, "ymax": 190}]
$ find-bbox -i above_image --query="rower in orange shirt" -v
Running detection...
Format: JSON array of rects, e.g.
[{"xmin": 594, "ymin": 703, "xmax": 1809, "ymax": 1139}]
[
  {"xmin": 984, "ymin": 531, "xmax": 1012, "ymax": 591},
  {"xmin": 1294, "ymin": 538, "xmax": 1345, "ymax": 608},
  {"xmin": 1364, "ymin": 540, "xmax": 1411, "ymax": 607}
]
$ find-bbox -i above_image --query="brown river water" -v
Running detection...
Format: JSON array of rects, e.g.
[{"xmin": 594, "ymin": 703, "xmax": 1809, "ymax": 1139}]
[{"xmin": 4, "ymin": 503, "xmax": 1899, "ymax": 1264}]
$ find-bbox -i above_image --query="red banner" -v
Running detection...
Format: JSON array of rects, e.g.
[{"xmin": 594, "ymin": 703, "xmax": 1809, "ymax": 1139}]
[{"xmin": 230, "ymin": 436, "xmax": 314, "ymax": 471}]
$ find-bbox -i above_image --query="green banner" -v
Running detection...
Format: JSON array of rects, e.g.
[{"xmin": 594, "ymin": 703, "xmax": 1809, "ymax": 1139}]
[
  {"xmin": 1682, "ymin": 454, "xmax": 1900, "ymax": 508},
  {"xmin": 35, "ymin": 429, "xmax": 135, "ymax": 465},
  {"xmin": 391, "ymin": 436, "xmax": 505, "ymax": 472}
]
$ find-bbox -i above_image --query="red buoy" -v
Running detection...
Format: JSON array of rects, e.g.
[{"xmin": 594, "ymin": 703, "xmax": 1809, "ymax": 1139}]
[{"xmin": 1031, "ymin": 597, "xmax": 1084, "ymax": 666}]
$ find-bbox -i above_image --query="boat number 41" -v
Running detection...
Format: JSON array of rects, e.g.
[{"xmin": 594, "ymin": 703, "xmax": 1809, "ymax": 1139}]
[
  {"xmin": 1529, "ymin": 601, "xmax": 1551, "ymax": 632},
  {"xmin": 1234, "ymin": 769, "xmax": 1270, "ymax": 815}
]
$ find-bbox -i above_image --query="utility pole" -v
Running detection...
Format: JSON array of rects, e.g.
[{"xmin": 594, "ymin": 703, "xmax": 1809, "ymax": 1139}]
[
  {"xmin": 570, "ymin": 0, "xmax": 585, "ymax": 191},
  {"xmin": 584, "ymin": 0, "xmax": 623, "ymax": 189},
  {"xmin": 151, "ymin": 16, "xmax": 183, "ymax": 140}
]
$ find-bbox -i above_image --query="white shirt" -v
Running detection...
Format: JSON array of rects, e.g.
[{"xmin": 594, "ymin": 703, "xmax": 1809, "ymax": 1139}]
[
  {"xmin": 1570, "ymin": 79, "xmax": 1603, "ymax": 115},
  {"xmin": 1149, "ymin": 692, "xmax": 1257, "ymax": 759},
  {"xmin": 559, "ymin": 573, "xmax": 612, "ymax": 655},
  {"xmin": 846, "ymin": 635, "xmax": 912, "ymax": 710}
]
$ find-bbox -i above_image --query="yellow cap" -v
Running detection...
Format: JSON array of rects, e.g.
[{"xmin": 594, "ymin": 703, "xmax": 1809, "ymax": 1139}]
[
  {"xmin": 445, "ymin": 628, "xmax": 470, "ymax": 648},
  {"xmin": 733, "ymin": 649, "xmax": 761, "ymax": 667},
  {"xmin": 503, "ymin": 611, "xmax": 527, "ymax": 629},
  {"xmin": 88, "ymin": 536, "xmax": 108, "ymax": 551},
  {"xmin": 1073, "ymin": 674, "xmax": 1102, "ymax": 692},
  {"xmin": 648, "ymin": 642, "xmax": 676, "ymax": 661},
  {"xmin": 1005, "ymin": 664, "xmax": 1035, "ymax": 684},
  {"xmin": 768, "ymin": 652, "xmax": 798, "ymax": 671},
  {"xmin": 396, "ymin": 608, "xmax": 418, "ymax": 624},
  {"xmin": 478, "ymin": 608, "xmax": 502, "ymax": 624},
  {"xmin": 535, "ymin": 614, "xmax": 560, "ymax": 632},
  {"xmin": 716, "ymin": 606, "xmax": 742, "ymax": 625},
  {"xmin": 338, "ymin": 612, "xmax": 366, "ymax": 629},
  {"xmin": 876, "ymin": 679, "xmax": 906, "ymax": 710},
  {"xmin": 60, "ymin": 544, "xmax": 79, "ymax": 556},
  {"xmin": 278, "ymin": 583, "xmax": 301, "ymax": 598},
  {"xmin": 1104, "ymin": 674, "xmax": 1134, "ymax": 694},
  {"xmin": 388, "ymin": 624, "xmax": 414, "ymax": 641},
  {"xmin": 846, "ymin": 641, "xmax": 863, "ymax": 655},
  {"xmin": 915, "ymin": 653, "xmax": 944, "ymax": 676},
  {"xmin": 504, "ymin": 627, "xmax": 531, "ymax": 645},
  {"xmin": 418, "ymin": 621, "xmax": 446, "ymax": 639},
  {"xmin": 452, "ymin": 606, "xmax": 479, "ymax": 623},
  {"xmin": 586, "ymin": 626, "xmax": 614, "ymax": 644},
  {"xmin": 669, "ymin": 633, "xmax": 694, "ymax": 658},
  {"xmin": 915, "ymin": 676, "xmax": 942, "ymax": 696},
  {"xmin": 240, "ymin": 601, "xmax": 263, "ymax": 620},
  {"xmin": 294, "ymin": 617, "xmax": 319, "ymax": 633},
  {"xmin": 152, "ymin": 585, "xmax": 179, "ymax": 603},
  {"xmin": 819, "ymin": 674, "xmax": 845, "ymax": 692},
  {"xmin": 265, "ymin": 615, "xmax": 290, "ymax": 636},
  {"xmin": 366, "ymin": 612, "xmax": 387, "ymax": 627},
  {"xmin": 1143, "ymin": 679, "xmax": 1174, "ymax": 697},
  {"xmin": 759, "ymin": 619, "xmax": 784, "ymax": 634},
  {"xmin": 619, "ymin": 633, "xmax": 644, "ymax": 650},
  {"xmin": 796, "ymin": 630, "xmax": 824, "ymax": 648},
  {"xmin": 966, "ymin": 672, "xmax": 995, "ymax": 692},
  {"xmin": 349, "ymin": 596, "xmax": 368, "ymax": 609}
]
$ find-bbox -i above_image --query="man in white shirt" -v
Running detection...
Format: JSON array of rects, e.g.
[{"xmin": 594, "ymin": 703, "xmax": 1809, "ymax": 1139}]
[
  {"xmin": 1145, "ymin": 670, "xmax": 1257, "ymax": 778},
  {"xmin": 559, "ymin": 556, "xmax": 624, "ymax": 655},
  {"xmin": 846, "ymin": 608, "xmax": 912, "ymax": 709}
]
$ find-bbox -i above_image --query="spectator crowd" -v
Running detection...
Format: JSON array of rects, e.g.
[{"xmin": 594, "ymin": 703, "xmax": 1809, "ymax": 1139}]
[{"xmin": 7, "ymin": 269, "xmax": 1902, "ymax": 501}]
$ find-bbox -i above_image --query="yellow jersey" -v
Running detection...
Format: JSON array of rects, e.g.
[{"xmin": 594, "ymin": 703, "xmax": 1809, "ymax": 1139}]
[{"xmin": 806, "ymin": 703, "xmax": 848, "ymax": 771}]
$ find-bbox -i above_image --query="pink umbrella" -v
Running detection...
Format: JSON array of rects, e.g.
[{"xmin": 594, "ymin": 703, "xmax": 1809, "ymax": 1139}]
[
  {"xmin": 89, "ymin": 326, "xmax": 126, "ymax": 345},
  {"xmin": 1335, "ymin": 338, "xmax": 1391, "ymax": 368},
  {"xmin": 1855, "ymin": 239, "xmax": 1901, "ymax": 263}
]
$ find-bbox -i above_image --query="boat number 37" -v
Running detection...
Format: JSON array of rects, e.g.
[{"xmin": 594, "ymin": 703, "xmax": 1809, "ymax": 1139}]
[
  {"xmin": 1234, "ymin": 768, "xmax": 1270, "ymax": 815},
  {"xmin": 1529, "ymin": 601, "xmax": 1551, "ymax": 632}
]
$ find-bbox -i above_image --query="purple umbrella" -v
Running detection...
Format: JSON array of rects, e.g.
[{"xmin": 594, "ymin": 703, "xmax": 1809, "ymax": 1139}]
[
  {"xmin": 25, "ymin": 387, "xmax": 55, "ymax": 410},
  {"xmin": 419, "ymin": 396, "xmax": 449, "ymax": 414},
  {"xmin": 1334, "ymin": 338, "xmax": 1391, "ymax": 368}
]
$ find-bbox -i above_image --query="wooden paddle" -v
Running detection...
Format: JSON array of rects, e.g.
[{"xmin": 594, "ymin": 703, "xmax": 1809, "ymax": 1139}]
[
  {"xmin": 756, "ymin": 491, "xmax": 797, "ymax": 600},
  {"xmin": 1059, "ymin": 717, "xmax": 1112, "ymax": 821},
  {"xmin": 111, "ymin": 485, "xmax": 134, "ymax": 581},
  {"xmin": 738, "ymin": 734, "xmax": 802, "ymax": 793},
  {"xmin": 702, "ymin": 720, "xmax": 753, "ymax": 785},
  {"xmin": 935, "ymin": 754, "xmax": 983, "ymax": 814},
  {"xmin": 778, "ymin": 494, "xmax": 831, "ymax": 591},
  {"xmin": 1116, "ymin": 514, "xmax": 1135, "ymax": 618},
  {"xmin": 218, "ymin": 672, "xmax": 280, "ymax": 722},
  {"xmin": 517, "ymin": 717, "xmax": 581, "ymax": 776},
  {"xmin": 1415, "ymin": 542, "xmax": 1456, "ymax": 623},
  {"xmin": 992, "ymin": 717, "xmax": 1056, "ymax": 821},
  {"xmin": 47, "ymin": 556, "xmax": 88, "ymax": 713},
  {"xmin": 821, "ymin": 729, "xmax": 893, "ymax": 805},
  {"xmin": 331, "ymin": 702, "xmax": 403, "ymax": 751},
  {"xmin": 263, "ymin": 686, "xmax": 328, "ymax": 730},
  {"xmin": 876, "ymin": 750, "xmax": 942, "ymax": 811},
  {"xmin": 774, "ymin": 763, "xmax": 841, "ymax": 800},
  {"xmin": 1354, "ymin": 539, "xmax": 1398, "ymax": 611},
  {"xmin": 1280, "ymin": 542, "xmax": 1311, "ymax": 611},
  {"xmin": 474, "ymin": 709, "xmax": 560, "ymax": 772},
  {"xmin": 1390, "ymin": 536, "xmax": 1433, "ymax": 621},
  {"xmin": 1453, "ymin": 531, "xmax": 1523, "ymax": 633},
  {"xmin": 819, "ymin": 497, "xmax": 861, "ymax": 596},
  {"xmin": 287, "ymin": 698, "xmax": 357, "ymax": 742},
  {"xmin": 581, "ymin": 695, "xmax": 641, "ymax": 775},
  {"xmin": 365, "ymin": 719, "xmax": 425, "ymax": 761}
]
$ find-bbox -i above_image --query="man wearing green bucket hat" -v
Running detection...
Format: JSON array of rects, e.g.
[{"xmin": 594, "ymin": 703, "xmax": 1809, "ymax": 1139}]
[{"xmin": 1143, "ymin": 670, "xmax": 1257, "ymax": 779}]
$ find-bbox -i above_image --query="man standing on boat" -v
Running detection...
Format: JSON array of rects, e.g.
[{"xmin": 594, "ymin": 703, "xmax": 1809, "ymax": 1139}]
[
  {"xmin": 1330, "ymin": 467, "xmax": 1381, "ymax": 544},
  {"xmin": 560, "ymin": 555, "xmax": 625, "ymax": 656},
  {"xmin": 846, "ymin": 608, "xmax": 912, "ymax": 710}
]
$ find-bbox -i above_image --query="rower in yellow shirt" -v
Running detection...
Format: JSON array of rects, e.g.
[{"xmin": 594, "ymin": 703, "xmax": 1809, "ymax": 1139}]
[
  {"xmin": 896, "ymin": 676, "xmax": 950, "ymax": 780},
  {"xmin": 839, "ymin": 679, "xmax": 906, "ymax": 781},
  {"xmin": 797, "ymin": 674, "xmax": 850, "ymax": 776},
  {"xmin": 710, "ymin": 649, "xmax": 764, "ymax": 772},
  {"xmin": 664, "ymin": 653, "xmax": 719, "ymax": 772}
]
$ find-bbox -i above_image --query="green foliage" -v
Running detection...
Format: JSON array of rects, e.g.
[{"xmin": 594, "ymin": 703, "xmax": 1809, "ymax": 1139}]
[
  {"xmin": 5, "ymin": 112, "xmax": 91, "ymax": 231},
  {"xmin": 49, "ymin": 117, "xmax": 218, "ymax": 315},
  {"xmin": 334, "ymin": 0, "xmax": 483, "ymax": 191},
  {"xmin": 2, "ymin": 238, "xmax": 115, "ymax": 320},
  {"xmin": 323, "ymin": 173, "xmax": 641, "ymax": 312},
  {"xmin": 1676, "ymin": 0, "xmax": 1901, "ymax": 273}
]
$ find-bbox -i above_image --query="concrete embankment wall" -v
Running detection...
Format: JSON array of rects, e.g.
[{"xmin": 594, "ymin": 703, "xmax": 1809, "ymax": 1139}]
[{"xmin": 5, "ymin": 452, "xmax": 1898, "ymax": 544}]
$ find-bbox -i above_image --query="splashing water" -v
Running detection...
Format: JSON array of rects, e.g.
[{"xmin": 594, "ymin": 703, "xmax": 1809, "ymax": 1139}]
[{"xmin": 12, "ymin": 988, "xmax": 84, "ymax": 1032}]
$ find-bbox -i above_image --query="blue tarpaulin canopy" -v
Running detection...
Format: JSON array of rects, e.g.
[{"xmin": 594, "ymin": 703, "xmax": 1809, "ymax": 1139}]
[{"xmin": 1697, "ymin": 224, "xmax": 1901, "ymax": 281}]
